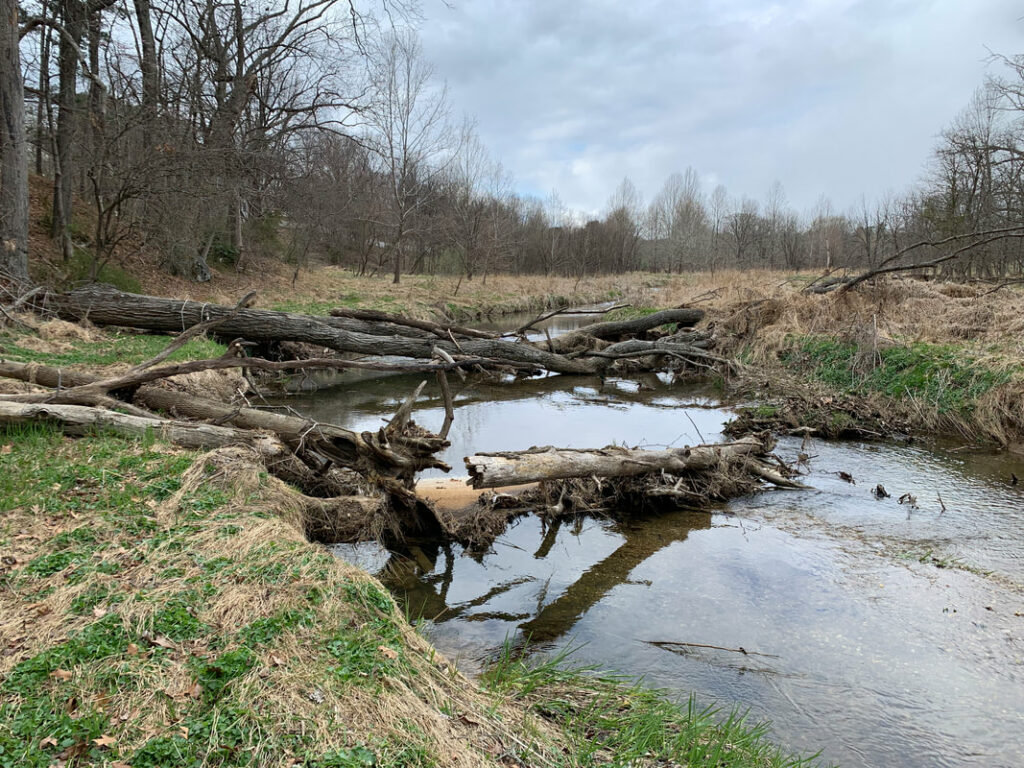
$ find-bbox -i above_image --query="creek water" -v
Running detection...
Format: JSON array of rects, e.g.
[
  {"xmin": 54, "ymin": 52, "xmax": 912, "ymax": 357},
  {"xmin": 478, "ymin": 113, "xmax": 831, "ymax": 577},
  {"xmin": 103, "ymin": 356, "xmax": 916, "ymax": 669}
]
[{"xmin": 274, "ymin": 310, "xmax": 1024, "ymax": 768}]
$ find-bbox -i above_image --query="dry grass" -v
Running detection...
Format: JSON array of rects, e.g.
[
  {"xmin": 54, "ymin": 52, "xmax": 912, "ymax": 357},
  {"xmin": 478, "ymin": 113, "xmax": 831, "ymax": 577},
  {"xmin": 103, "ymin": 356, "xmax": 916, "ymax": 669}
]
[
  {"xmin": 645, "ymin": 270, "xmax": 1024, "ymax": 445},
  {"xmin": 0, "ymin": 430, "xmax": 575, "ymax": 767}
]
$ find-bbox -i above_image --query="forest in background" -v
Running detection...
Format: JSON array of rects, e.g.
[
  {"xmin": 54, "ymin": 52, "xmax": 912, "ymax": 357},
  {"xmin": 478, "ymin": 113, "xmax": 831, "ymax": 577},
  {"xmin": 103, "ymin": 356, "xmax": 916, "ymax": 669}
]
[{"xmin": 3, "ymin": 0, "xmax": 1024, "ymax": 291}]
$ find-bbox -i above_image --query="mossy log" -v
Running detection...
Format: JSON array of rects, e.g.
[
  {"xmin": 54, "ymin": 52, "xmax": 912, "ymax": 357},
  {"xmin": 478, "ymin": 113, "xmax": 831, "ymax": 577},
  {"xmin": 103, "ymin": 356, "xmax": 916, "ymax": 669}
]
[{"xmin": 546, "ymin": 307, "xmax": 704, "ymax": 353}]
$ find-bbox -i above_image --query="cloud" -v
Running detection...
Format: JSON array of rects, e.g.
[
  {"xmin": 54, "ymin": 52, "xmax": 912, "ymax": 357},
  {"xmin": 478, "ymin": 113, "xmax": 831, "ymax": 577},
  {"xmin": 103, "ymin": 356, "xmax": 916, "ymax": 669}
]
[{"xmin": 420, "ymin": 0, "xmax": 1024, "ymax": 217}]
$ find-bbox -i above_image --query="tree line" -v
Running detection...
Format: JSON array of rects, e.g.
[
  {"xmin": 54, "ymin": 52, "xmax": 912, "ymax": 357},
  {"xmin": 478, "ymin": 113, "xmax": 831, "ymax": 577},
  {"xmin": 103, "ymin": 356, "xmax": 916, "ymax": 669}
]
[{"xmin": 2, "ymin": 2, "xmax": 1024, "ymax": 291}]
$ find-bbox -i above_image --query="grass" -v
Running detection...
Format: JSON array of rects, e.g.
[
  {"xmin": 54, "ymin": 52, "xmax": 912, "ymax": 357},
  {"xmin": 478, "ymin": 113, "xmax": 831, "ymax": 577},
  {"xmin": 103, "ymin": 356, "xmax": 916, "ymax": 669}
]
[
  {"xmin": 783, "ymin": 336, "xmax": 1014, "ymax": 416},
  {"xmin": 482, "ymin": 644, "xmax": 824, "ymax": 768},
  {"xmin": 1, "ymin": 424, "xmax": 822, "ymax": 767},
  {"xmin": 0, "ymin": 325, "xmax": 226, "ymax": 368}
]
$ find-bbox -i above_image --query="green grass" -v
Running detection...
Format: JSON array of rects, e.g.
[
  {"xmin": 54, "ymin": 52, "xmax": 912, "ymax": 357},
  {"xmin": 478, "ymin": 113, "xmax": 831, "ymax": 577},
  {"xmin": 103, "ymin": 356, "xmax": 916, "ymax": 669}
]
[
  {"xmin": 0, "ymin": 329, "xmax": 226, "ymax": 367},
  {"xmin": 783, "ymin": 336, "xmax": 1014, "ymax": 415},
  {"xmin": 482, "ymin": 644, "xmax": 824, "ymax": 768}
]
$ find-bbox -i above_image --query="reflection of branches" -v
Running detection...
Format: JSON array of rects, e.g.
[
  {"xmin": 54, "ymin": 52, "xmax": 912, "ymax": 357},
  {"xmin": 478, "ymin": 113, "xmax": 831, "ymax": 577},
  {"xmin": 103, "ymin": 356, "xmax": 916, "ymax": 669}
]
[{"xmin": 517, "ymin": 512, "xmax": 710, "ymax": 644}]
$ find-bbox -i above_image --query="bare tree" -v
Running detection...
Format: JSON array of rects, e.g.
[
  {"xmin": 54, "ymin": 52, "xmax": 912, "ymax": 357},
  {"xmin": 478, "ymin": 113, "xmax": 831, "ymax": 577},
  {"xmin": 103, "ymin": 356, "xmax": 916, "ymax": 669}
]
[{"xmin": 364, "ymin": 29, "xmax": 452, "ymax": 284}]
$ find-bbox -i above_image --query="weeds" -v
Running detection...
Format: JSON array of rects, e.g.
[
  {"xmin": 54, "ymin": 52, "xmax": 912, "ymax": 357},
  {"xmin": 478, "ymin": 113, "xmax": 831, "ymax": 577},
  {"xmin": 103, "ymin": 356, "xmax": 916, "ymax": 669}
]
[{"xmin": 482, "ymin": 642, "xmax": 823, "ymax": 768}]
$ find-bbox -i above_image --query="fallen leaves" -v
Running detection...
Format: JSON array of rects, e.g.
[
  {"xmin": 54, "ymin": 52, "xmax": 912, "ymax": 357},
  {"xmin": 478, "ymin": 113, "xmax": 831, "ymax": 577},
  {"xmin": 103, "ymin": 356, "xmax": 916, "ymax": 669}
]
[
  {"xmin": 92, "ymin": 734, "xmax": 117, "ymax": 748},
  {"xmin": 49, "ymin": 669, "xmax": 73, "ymax": 681}
]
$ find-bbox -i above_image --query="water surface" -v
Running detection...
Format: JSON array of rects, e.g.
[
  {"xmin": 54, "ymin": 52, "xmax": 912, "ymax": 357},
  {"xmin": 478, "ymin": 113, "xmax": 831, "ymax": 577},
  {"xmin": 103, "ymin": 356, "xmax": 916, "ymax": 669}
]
[{"xmin": 275, "ymin": 311, "xmax": 1024, "ymax": 768}]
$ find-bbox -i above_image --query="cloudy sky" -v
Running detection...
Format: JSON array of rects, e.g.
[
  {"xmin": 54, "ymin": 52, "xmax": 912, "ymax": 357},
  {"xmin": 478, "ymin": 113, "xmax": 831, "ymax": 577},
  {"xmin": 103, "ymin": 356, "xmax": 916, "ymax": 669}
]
[{"xmin": 418, "ymin": 0, "xmax": 1023, "ymax": 217}]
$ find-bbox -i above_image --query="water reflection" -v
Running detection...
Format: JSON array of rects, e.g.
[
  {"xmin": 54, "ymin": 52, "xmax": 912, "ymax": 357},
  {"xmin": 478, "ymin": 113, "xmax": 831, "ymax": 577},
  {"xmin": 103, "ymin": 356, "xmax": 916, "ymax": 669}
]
[{"xmin": 381, "ymin": 510, "xmax": 712, "ymax": 649}]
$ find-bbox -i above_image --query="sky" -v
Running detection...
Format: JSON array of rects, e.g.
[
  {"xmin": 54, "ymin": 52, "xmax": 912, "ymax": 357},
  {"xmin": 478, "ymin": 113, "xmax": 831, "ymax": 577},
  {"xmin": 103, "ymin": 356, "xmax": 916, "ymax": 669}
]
[{"xmin": 418, "ymin": 0, "xmax": 1024, "ymax": 218}]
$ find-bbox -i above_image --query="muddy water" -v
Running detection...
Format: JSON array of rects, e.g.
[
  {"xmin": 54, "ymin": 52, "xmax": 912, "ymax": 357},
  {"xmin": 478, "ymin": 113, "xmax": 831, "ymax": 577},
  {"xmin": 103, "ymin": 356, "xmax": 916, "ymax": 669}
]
[{"xmin": 276, "ymin": 313, "xmax": 1024, "ymax": 768}]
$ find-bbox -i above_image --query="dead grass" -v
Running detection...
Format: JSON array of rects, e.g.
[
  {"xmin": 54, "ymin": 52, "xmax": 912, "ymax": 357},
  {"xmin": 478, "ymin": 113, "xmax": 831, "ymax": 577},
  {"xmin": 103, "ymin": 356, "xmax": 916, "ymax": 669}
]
[
  {"xmin": 0, "ymin": 430, "xmax": 576, "ymax": 767},
  {"xmin": 645, "ymin": 270, "xmax": 1024, "ymax": 444}
]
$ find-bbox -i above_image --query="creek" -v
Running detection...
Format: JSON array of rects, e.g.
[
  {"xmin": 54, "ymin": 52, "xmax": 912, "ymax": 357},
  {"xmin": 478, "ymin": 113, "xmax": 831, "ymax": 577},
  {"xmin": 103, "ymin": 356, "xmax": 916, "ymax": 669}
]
[{"xmin": 275, "ymin": 309, "xmax": 1024, "ymax": 768}]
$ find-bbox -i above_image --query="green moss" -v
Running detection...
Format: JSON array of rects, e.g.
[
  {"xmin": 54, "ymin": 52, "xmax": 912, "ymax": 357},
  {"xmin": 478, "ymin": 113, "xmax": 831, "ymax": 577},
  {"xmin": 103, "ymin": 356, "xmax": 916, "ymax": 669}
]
[{"xmin": 603, "ymin": 306, "xmax": 660, "ymax": 322}]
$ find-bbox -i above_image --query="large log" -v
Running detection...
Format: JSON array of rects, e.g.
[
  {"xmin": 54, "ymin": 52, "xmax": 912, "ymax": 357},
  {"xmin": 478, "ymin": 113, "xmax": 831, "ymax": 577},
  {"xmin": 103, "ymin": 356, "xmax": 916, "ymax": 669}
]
[
  {"xmin": 0, "ymin": 399, "xmax": 281, "ymax": 451},
  {"xmin": 0, "ymin": 359, "xmax": 448, "ymax": 477},
  {"xmin": 466, "ymin": 435, "xmax": 789, "ymax": 489},
  {"xmin": 546, "ymin": 307, "xmax": 704, "ymax": 354},
  {"xmin": 41, "ymin": 285, "xmax": 593, "ymax": 375}
]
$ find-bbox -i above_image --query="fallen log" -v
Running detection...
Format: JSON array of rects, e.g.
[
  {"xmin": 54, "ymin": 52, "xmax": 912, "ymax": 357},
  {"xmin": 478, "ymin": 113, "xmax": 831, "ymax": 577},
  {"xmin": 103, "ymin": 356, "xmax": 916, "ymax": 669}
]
[
  {"xmin": 0, "ymin": 355, "xmax": 449, "ymax": 541},
  {"xmin": 584, "ymin": 338, "xmax": 734, "ymax": 371},
  {"xmin": 0, "ymin": 399, "xmax": 283, "ymax": 451},
  {"xmin": 40, "ymin": 285, "xmax": 593, "ymax": 375},
  {"xmin": 329, "ymin": 307, "xmax": 497, "ymax": 340},
  {"xmin": 451, "ymin": 435, "xmax": 805, "ymax": 550},
  {"xmin": 466, "ymin": 435, "xmax": 787, "ymax": 488},
  {"xmin": 546, "ymin": 307, "xmax": 704, "ymax": 354}
]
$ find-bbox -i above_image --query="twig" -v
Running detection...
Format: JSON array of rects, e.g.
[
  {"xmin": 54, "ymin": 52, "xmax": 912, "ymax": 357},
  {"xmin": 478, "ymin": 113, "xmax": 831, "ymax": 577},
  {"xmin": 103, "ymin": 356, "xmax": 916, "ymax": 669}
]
[{"xmin": 645, "ymin": 640, "xmax": 779, "ymax": 658}]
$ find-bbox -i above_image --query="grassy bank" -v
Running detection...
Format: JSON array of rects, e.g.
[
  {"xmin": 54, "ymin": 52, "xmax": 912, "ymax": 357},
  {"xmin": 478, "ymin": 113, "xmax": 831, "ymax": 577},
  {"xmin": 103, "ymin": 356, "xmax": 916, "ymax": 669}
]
[
  {"xmin": 0, "ymin": 426, "xmax": 819, "ymax": 768},
  {"xmin": 623, "ymin": 269, "xmax": 1024, "ymax": 447},
  {"xmin": 0, "ymin": 313, "xmax": 820, "ymax": 766}
]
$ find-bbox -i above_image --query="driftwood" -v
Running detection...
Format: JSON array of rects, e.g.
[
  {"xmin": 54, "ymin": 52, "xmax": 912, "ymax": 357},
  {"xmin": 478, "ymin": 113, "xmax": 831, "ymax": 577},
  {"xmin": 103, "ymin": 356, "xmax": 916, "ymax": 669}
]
[
  {"xmin": 466, "ymin": 435, "xmax": 799, "ymax": 489},
  {"xmin": 448, "ymin": 435, "xmax": 805, "ymax": 550},
  {"xmin": 2, "ymin": 287, "xmax": 764, "ymax": 549},
  {"xmin": 329, "ymin": 307, "xmax": 497, "ymax": 340},
  {"xmin": 0, "ymin": 357, "xmax": 451, "ymax": 541}
]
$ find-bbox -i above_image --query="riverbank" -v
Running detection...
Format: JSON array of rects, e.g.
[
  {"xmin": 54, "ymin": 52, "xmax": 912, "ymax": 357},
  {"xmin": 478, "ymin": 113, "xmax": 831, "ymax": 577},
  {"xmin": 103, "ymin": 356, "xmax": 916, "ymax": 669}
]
[
  {"xmin": 0, "ymin": 425, "xmax": 817, "ymax": 767},
  {"xmin": 0, "ymin": 315, "xmax": 819, "ymax": 766},
  {"xmin": 33, "ymin": 258, "xmax": 1024, "ymax": 448},
  {"xmin": 635, "ymin": 270, "xmax": 1024, "ymax": 449},
  {"xmin": 4, "ymin": 265, "xmax": 1022, "ymax": 765}
]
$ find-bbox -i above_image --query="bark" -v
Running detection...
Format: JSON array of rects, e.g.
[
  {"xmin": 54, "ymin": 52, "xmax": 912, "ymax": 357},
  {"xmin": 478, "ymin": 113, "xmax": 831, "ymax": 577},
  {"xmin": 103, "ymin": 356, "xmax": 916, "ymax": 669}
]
[
  {"xmin": 0, "ymin": 358, "xmax": 449, "ymax": 478},
  {"xmin": 546, "ymin": 307, "xmax": 704, "ymax": 354},
  {"xmin": 0, "ymin": 400, "xmax": 387, "ymax": 541},
  {"xmin": 466, "ymin": 435, "xmax": 783, "ymax": 489},
  {"xmin": 41, "ymin": 284, "xmax": 595, "ymax": 374},
  {"xmin": 51, "ymin": 0, "xmax": 87, "ymax": 259},
  {"xmin": 132, "ymin": 0, "xmax": 158, "ymax": 147},
  {"xmin": 0, "ymin": 0, "xmax": 29, "ymax": 285},
  {"xmin": 329, "ymin": 306, "xmax": 498, "ymax": 340},
  {"xmin": 0, "ymin": 399, "xmax": 285, "ymax": 452}
]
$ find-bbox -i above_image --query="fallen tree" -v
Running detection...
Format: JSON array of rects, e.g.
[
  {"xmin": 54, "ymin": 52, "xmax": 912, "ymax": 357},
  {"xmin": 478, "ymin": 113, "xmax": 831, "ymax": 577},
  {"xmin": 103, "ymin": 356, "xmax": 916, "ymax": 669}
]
[
  {"xmin": 545, "ymin": 307, "xmax": 704, "ymax": 354},
  {"xmin": 39, "ymin": 284, "xmax": 596, "ymax": 375},
  {"xmin": 3, "ymin": 287, "xmax": 762, "ymax": 549},
  {"xmin": 446, "ymin": 434, "xmax": 805, "ymax": 549},
  {"xmin": 466, "ymin": 435, "xmax": 800, "ymax": 489}
]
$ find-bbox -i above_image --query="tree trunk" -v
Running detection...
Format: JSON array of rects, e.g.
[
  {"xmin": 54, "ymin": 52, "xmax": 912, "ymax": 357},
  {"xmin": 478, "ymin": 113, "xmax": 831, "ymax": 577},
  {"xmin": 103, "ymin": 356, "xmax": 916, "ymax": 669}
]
[
  {"xmin": 0, "ymin": 399, "xmax": 286, "ymax": 452},
  {"xmin": 466, "ymin": 436, "xmax": 774, "ymax": 489},
  {"xmin": 51, "ymin": 0, "xmax": 88, "ymax": 261},
  {"xmin": 546, "ymin": 308, "xmax": 704, "ymax": 353},
  {"xmin": 132, "ymin": 0, "xmax": 158, "ymax": 147},
  {"xmin": 0, "ymin": 0, "xmax": 30, "ymax": 285},
  {"xmin": 43, "ymin": 284, "xmax": 596, "ymax": 374}
]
